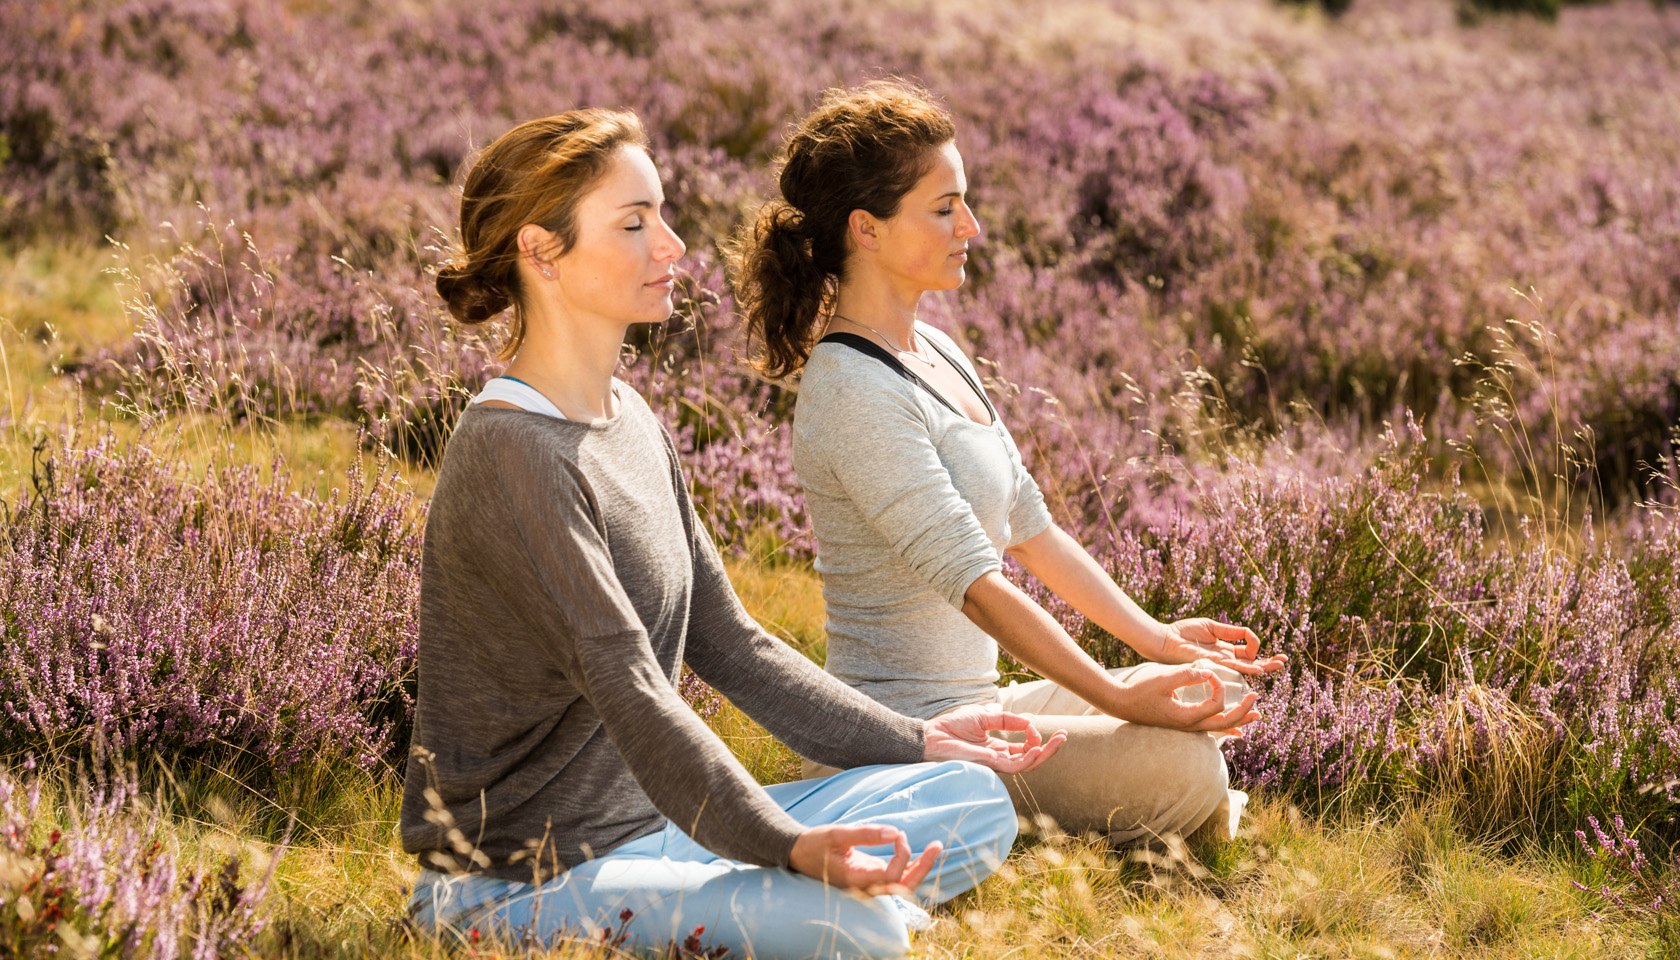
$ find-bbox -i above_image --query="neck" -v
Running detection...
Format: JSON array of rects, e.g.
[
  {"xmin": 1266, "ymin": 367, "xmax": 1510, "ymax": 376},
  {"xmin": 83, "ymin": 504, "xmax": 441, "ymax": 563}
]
[
  {"xmin": 503, "ymin": 298, "xmax": 627, "ymax": 422},
  {"xmin": 832, "ymin": 270, "xmax": 924, "ymax": 345}
]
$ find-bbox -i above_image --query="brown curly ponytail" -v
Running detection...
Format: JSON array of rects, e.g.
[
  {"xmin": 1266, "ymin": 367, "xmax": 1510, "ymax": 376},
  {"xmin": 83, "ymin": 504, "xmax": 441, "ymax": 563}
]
[
  {"xmin": 438, "ymin": 109, "xmax": 648, "ymax": 359},
  {"xmin": 728, "ymin": 80, "xmax": 956, "ymax": 381}
]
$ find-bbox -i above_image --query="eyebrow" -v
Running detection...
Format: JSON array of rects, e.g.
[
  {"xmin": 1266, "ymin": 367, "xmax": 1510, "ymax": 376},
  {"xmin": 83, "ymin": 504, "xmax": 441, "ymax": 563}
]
[
  {"xmin": 618, "ymin": 200, "xmax": 659, "ymax": 210},
  {"xmin": 933, "ymin": 190, "xmax": 964, "ymax": 201}
]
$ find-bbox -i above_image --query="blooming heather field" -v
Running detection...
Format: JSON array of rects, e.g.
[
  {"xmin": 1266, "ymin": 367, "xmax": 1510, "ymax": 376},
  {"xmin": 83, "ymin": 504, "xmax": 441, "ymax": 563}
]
[{"xmin": 2, "ymin": 0, "xmax": 1680, "ymax": 954}]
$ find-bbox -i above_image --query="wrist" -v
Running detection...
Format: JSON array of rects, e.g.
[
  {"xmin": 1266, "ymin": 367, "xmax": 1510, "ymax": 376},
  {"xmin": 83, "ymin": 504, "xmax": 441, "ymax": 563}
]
[
  {"xmin": 1096, "ymin": 677, "xmax": 1138, "ymax": 721},
  {"xmin": 1129, "ymin": 620, "xmax": 1170, "ymax": 659},
  {"xmin": 788, "ymin": 830, "xmax": 819, "ymax": 878}
]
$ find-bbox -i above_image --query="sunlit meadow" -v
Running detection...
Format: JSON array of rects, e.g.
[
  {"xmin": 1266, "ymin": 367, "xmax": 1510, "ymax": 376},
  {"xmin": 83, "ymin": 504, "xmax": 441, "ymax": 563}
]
[{"xmin": 2, "ymin": 0, "xmax": 1678, "ymax": 955}]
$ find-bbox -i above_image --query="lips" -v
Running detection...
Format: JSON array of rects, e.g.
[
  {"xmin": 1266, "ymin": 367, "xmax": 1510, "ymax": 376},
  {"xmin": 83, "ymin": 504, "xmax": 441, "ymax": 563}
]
[{"xmin": 645, "ymin": 274, "xmax": 676, "ymax": 289}]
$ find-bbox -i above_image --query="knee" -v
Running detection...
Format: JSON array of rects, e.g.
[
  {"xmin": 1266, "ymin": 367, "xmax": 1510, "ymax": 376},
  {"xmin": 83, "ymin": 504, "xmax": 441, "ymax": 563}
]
[
  {"xmin": 932, "ymin": 760, "xmax": 1015, "ymax": 820},
  {"xmin": 930, "ymin": 759, "xmax": 1009, "ymax": 798},
  {"xmin": 1137, "ymin": 728, "xmax": 1229, "ymax": 799},
  {"xmin": 1171, "ymin": 731, "xmax": 1231, "ymax": 818},
  {"xmin": 925, "ymin": 760, "xmax": 1018, "ymax": 857},
  {"xmin": 927, "ymin": 759, "xmax": 1001, "ymax": 796},
  {"xmin": 827, "ymin": 899, "xmax": 912, "ymax": 960}
]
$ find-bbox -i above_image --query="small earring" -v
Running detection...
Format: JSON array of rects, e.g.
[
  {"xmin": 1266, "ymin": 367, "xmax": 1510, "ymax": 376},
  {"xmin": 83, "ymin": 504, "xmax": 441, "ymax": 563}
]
[{"xmin": 540, "ymin": 266, "xmax": 554, "ymax": 279}]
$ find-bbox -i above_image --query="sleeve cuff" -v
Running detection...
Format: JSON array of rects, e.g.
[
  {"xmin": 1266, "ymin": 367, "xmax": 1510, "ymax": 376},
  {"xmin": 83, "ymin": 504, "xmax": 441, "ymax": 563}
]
[
  {"xmin": 887, "ymin": 711, "xmax": 927, "ymax": 764},
  {"xmin": 941, "ymin": 556, "xmax": 1004, "ymax": 610},
  {"xmin": 1007, "ymin": 505, "xmax": 1054, "ymax": 548}
]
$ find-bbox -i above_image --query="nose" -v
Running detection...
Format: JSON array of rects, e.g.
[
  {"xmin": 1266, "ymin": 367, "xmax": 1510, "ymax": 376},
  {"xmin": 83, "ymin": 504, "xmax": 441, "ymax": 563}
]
[
  {"xmin": 957, "ymin": 201, "xmax": 981, "ymax": 242},
  {"xmin": 656, "ymin": 214, "xmax": 686, "ymax": 264}
]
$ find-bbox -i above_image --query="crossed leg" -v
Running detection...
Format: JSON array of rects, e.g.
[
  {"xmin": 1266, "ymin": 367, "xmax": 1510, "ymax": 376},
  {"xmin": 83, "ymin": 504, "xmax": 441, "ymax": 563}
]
[{"xmin": 410, "ymin": 760, "xmax": 1017, "ymax": 960}]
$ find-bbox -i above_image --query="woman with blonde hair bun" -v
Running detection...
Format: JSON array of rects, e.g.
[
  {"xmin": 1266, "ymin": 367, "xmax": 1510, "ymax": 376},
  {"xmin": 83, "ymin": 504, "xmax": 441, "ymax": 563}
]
[
  {"xmin": 732, "ymin": 80, "xmax": 1286, "ymax": 846},
  {"xmin": 402, "ymin": 107, "xmax": 1064, "ymax": 959}
]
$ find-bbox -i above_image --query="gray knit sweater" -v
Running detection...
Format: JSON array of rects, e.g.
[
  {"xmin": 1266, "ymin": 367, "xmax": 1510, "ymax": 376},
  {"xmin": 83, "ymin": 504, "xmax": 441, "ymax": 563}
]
[
  {"xmin": 399, "ymin": 388, "xmax": 925, "ymax": 883},
  {"xmin": 794, "ymin": 323, "xmax": 1055, "ymax": 720}
]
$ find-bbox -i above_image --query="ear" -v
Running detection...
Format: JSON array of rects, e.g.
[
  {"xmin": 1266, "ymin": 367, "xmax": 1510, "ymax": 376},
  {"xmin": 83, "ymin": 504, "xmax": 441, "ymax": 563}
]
[
  {"xmin": 517, "ymin": 223, "xmax": 560, "ymax": 276},
  {"xmin": 846, "ymin": 209, "xmax": 881, "ymax": 252}
]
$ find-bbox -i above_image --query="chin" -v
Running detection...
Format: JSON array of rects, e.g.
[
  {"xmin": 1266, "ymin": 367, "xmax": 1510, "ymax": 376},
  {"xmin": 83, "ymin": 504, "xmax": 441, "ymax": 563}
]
[{"xmin": 629, "ymin": 295, "xmax": 676, "ymax": 324}]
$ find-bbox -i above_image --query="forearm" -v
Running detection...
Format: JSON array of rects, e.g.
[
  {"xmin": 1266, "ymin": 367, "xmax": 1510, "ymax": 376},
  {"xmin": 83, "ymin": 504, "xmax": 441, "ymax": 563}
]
[
  {"xmin": 961, "ymin": 570, "xmax": 1131, "ymax": 718},
  {"xmin": 688, "ymin": 627, "xmax": 924, "ymax": 768},
  {"xmin": 1008, "ymin": 525, "xmax": 1165, "ymax": 657},
  {"xmin": 579, "ymin": 638, "xmax": 804, "ymax": 867}
]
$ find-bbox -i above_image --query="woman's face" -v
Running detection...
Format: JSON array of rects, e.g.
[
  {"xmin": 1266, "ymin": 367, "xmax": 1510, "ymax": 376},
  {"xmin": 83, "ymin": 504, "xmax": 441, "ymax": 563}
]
[
  {"xmin": 871, "ymin": 141, "xmax": 982, "ymax": 293},
  {"xmin": 547, "ymin": 144, "xmax": 686, "ymax": 327}
]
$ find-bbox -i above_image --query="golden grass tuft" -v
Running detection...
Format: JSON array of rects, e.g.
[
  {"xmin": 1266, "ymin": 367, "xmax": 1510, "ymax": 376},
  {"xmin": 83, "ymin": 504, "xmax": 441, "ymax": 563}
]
[{"xmin": 1426, "ymin": 681, "xmax": 1567, "ymax": 839}]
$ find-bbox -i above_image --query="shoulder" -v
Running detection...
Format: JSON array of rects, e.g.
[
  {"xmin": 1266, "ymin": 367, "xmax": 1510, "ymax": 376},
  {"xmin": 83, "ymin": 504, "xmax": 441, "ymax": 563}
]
[
  {"xmin": 800, "ymin": 340, "xmax": 925, "ymax": 414},
  {"xmin": 613, "ymin": 379, "xmax": 655, "ymax": 420},
  {"xmin": 914, "ymin": 321, "xmax": 965, "ymax": 354},
  {"xmin": 609, "ymin": 382, "xmax": 682, "ymax": 465},
  {"xmin": 916, "ymin": 322, "xmax": 982, "ymax": 377},
  {"xmin": 609, "ymin": 380, "xmax": 677, "ymax": 445},
  {"xmin": 438, "ymin": 405, "xmax": 592, "ymax": 503},
  {"xmin": 447, "ymin": 403, "xmax": 571, "ymax": 454},
  {"xmin": 793, "ymin": 351, "xmax": 938, "ymax": 460}
]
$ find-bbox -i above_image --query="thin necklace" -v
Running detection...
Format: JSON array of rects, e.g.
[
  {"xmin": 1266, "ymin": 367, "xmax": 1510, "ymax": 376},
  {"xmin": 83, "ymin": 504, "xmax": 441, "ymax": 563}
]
[{"xmin": 832, "ymin": 314, "xmax": 937, "ymax": 367}]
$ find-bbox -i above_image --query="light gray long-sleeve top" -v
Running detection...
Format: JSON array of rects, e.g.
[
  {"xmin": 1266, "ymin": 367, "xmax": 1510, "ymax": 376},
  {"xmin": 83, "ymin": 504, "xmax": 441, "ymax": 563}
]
[
  {"xmin": 793, "ymin": 322, "xmax": 1055, "ymax": 720},
  {"xmin": 399, "ymin": 387, "xmax": 925, "ymax": 883}
]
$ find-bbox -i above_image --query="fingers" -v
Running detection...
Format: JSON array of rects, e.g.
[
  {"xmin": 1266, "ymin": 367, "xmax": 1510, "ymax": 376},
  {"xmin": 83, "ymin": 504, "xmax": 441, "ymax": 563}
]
[
  {"xmin": 977, "ymin": 708, "xmax": 1040, "ymax": 738},
  {"xmin": 1212, "ymin": 621, "xmax": 1261, "ymax": 659},
  {"xmin": 987, "ymin": 728, "xmax": 1067, "ymax": 773},
  {"xmin": 1195, "ymin": 690, "xmax": 1260, "ymax": 733},
  {"xmin": 1206, "ymin": 650, "xmax": 1289, "ymax": 676},
  {"xmin": 884, "ymin": 828, "xmax": 910, "ymax": 880},
  {"xmin": 1031, "ymin": 728, "xmax": 1068, "ymax": 764},
  {"xmin": 927, "ymin": 707, "xmax": 1046, "ymax": 755},
  {"xmin": 851, "ymin": 840, "xmax": 943, "ymax": 897},
  {"xmin": 898, "ymin": 840, "xmax": 942, "ymax": 892},
  {"xmin": 966, "ymin": 708, "xmax": 1047, "ymax": 755},
  {"xmin": 820, "ymin": 824, "xmax": 902, "ymax": 854},
  {"xmin": 1011, "ymin": 716, "xmax": 1044, "ymax": 750},
  {"xmin": 1204, "ymin": 654, "xmax": 1271, "ymax": 677},
  {"xmin": 1169, "ymin": 665, "xmax": 1222, "ymax": 700},
  {"xmin": 1164, "ymin": 667, "xmax": 1239, "ymax": 721}
]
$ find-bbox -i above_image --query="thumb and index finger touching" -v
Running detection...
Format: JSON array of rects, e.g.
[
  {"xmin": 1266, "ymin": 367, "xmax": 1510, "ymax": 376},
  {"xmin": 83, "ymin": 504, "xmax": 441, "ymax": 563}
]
[
  {"xmin": 1164, "ymin": 664, "xmax": 1262, "ymax": 731},
  {"xmin": 811, "ymin": 824, "xmax": 944, "ymax": 895}
]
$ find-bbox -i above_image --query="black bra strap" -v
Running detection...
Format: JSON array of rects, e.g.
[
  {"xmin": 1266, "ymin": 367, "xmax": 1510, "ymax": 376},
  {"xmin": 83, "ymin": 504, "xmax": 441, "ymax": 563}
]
[
  {"xmin": 818, "ymin": 332, "xmax": 911, "ymax": 377},
  {"xmin": 816, "ymin": 331, "xmax": 995, "ymax": 424},
  {"xmin": 917, "ymin": 334, "xmax": 997, "ymax": 422}
]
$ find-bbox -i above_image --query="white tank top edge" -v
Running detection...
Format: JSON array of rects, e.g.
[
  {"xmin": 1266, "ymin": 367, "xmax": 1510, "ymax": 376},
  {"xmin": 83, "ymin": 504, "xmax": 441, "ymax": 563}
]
[{"xmin": 470, "ymin": 377, "xmax": 569, "ymax": 421}]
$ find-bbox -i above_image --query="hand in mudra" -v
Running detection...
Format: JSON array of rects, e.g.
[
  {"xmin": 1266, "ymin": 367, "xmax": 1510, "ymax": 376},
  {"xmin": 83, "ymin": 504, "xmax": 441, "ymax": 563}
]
[
  {"xmin": 922, "ymin": 703, "xmax": 1067, "ymax": 774},
  {"xmin": 1115, "ymin": 663, "xmax": 1261, "ymax": 737},
  {"xmin": 1150, "ymin": 617, "xmax": 1287, "ymax": 676},
  {"xmin": 788, "ymin": 824, "xmax": 942, "ymax": 896}
]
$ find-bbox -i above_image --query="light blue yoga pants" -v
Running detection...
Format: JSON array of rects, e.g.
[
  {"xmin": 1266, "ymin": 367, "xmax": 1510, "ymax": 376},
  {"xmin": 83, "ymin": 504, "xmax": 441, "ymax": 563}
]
[{"xmin": 407, "ymin": 761, "xmax": 1016, "ymax": 959}]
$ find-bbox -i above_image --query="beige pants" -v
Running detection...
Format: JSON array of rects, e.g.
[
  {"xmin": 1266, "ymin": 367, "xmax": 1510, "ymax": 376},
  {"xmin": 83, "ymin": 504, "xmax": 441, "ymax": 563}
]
[{"xmin": 804, "ymin": 662, "xmax": 1250, "ymax": 846}]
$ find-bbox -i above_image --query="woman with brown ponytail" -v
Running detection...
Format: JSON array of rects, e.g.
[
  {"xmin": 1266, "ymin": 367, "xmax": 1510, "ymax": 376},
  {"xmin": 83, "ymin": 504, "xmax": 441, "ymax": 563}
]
[
  {"xmin": 731, "ymin": 81, "xmax": 1287, "ymax": 845},
  {"xmin": 401, "ymin": 108, "xmax": 1066, "ymax": 959}
]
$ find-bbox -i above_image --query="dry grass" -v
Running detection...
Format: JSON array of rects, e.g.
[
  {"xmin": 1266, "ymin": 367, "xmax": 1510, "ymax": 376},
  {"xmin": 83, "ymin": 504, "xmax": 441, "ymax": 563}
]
[
  {"xmin": 120, "ymin": 570, "xmax": 1652, "ymax": 959},
  {"xmin": 78, "ymin": 756, "xmax": 1653, "ymax": 959}
]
